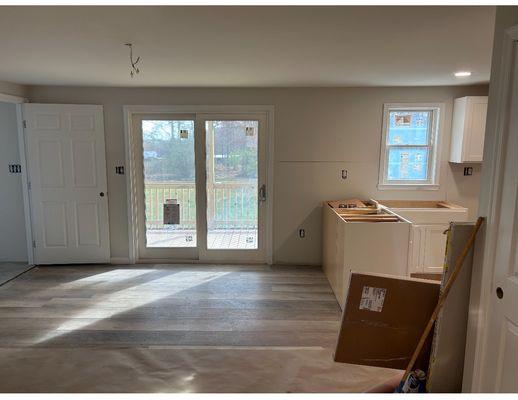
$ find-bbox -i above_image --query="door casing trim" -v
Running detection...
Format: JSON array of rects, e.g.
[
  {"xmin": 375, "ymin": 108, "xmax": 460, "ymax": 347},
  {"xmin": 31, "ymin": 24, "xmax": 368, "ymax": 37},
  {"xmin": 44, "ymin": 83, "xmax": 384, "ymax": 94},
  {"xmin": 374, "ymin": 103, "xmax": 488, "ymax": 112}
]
[
  {"xmin": 464, "ymin": 24, "xmax": 518, "ymax": 392},
  {"xmin": 123, "ymin": 105, "xmax": 275, "ymax": 265}
]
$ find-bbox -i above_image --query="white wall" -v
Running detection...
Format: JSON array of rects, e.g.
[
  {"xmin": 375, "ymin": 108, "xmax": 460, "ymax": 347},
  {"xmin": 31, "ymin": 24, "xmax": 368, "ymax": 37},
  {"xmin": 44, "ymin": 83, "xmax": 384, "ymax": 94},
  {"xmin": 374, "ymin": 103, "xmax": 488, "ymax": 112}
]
[
  {"xmin": 27, "ymin": 85, "xmax": 488, "ymax": 264},
  {"xmin": 0, "ymin": 102, "xmax": 27, "ymax": 262}
]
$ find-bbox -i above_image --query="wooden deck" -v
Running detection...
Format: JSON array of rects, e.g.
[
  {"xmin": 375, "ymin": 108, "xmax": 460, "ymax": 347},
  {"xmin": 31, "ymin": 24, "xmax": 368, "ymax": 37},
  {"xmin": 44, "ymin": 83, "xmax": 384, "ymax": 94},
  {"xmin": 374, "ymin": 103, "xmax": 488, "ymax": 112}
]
[
  {"xmin": 146, "ymin": 229, "xmax": 258, "ymax": 249},
  {"xmin": 0, "ymin": 264, "xmax": 398, "ymax": 392}
]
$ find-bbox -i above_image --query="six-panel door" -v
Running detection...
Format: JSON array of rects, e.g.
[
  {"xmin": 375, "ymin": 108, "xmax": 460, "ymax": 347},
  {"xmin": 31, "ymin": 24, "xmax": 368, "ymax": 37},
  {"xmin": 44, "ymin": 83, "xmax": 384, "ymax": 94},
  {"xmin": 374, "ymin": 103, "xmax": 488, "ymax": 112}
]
[{"xmin": 24, "ymin": 104, "xmax": 110, "ymax": 264}]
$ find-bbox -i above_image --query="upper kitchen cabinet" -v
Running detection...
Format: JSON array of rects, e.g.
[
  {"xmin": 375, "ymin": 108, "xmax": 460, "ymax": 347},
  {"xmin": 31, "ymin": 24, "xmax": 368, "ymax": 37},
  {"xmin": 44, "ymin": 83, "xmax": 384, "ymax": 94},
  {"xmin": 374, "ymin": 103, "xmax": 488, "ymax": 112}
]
[{"xmin": 449, "ymin": 96, "xmax": 488, "ymax": 163}]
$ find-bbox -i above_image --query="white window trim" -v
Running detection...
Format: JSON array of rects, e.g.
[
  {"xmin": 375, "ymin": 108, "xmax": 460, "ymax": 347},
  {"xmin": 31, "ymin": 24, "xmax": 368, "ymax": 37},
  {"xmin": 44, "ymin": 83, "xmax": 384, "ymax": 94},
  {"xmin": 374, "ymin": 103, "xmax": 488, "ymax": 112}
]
[{"xmin": 378, "ymin": 102, "xmax": 444, "ymax": 190}]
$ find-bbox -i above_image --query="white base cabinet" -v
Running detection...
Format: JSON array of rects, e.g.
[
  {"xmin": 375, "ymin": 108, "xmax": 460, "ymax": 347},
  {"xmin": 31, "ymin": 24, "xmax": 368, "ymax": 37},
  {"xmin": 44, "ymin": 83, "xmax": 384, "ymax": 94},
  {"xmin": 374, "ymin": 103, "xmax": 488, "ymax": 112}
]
[
  {"xmin": 322, "ymin": 200, "xmax": 469, "ymax": 307},
  {"xmin": 322, "ymin": 203, "xmax": 410, "ymax": 309},
  {"xmin": 376, "ymin": 200, "xmax": 468, "ymax": 275},
  {"xmin": 409, "ymin": 224, "xmax": 449, "ymax": 274}
]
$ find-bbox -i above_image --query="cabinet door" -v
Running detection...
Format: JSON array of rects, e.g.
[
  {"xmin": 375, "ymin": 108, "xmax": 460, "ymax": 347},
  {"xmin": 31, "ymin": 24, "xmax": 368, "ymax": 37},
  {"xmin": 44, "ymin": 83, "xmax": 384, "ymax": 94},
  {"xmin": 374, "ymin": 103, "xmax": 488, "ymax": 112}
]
[
  {"xmin": 422, "ymin": 224, "xmax": 449, "ymax": 273},
  {"xmin": 409, "ymin": 225, "xmax": 425, "ymax": 273},
  {"xmin": 450, "ymin": 96, "xmax": 488, "ymax": 163},
  {"xmin": 465, "ymin": 98, "xmax": 488, "ymax": 162}
]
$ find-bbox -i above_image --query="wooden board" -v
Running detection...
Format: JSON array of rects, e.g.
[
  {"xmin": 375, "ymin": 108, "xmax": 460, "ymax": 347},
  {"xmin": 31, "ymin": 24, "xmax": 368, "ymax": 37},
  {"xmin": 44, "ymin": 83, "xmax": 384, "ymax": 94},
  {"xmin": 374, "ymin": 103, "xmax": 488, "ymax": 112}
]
[
  {"xmin": 327, "ymin": 198, "xmax": 368, "ymax": 209},
  {"xmin": 334, "ymin": 272, "xmax": 440, "ymax": 370},
  {"xmin": 335, "ymin": 209, "xmax": 379, "ymax": 216},
  {"xmin": 341, "ymin": 216, "xmax": 400, "ymax": 223},
  {"xmin": 375, "ymin": 200, "xmax": 464, "ymax": 210},
  {"xmin": 427, "ymin": 222, "xmax": 475, "ymax": 393},
  {"xmin": 327, "ymin": 199, "xmax": 378, "ymax": 213},
  {"xmin": 410, "ymin": 272, "xmax": 443, "ymax": 282}
]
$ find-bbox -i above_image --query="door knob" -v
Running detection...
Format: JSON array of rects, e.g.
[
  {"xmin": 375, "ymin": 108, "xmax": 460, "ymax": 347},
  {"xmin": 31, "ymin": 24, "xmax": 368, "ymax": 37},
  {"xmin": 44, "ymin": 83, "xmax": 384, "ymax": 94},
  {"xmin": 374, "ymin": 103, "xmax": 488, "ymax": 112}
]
[
  {"xmin": 100, "ymin": 192, "xmax": 105, "ymax": 197},
  {"xmin": 496, "ymin": 287, "xmax": 504, "ymax": 299}
]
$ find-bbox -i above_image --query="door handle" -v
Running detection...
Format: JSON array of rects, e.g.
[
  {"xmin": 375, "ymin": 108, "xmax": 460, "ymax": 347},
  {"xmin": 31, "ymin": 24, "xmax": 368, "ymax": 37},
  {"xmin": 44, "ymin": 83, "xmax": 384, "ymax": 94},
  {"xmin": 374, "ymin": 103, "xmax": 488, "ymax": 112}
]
[
  {"xmin": 258, "ymin": 184, "xmax": 266, "ymax": 202},
  {"xmin": 100, "ymin": 192, "xmax": 105, "ymax": 197}
]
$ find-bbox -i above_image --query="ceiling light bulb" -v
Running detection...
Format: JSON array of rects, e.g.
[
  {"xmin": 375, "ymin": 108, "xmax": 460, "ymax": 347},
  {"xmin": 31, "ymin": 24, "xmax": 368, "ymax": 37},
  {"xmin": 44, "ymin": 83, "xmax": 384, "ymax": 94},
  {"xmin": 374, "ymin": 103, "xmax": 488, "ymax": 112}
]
[{"xmin": 454, "ymin": 71, "xmax": 472, "ymax": 77}]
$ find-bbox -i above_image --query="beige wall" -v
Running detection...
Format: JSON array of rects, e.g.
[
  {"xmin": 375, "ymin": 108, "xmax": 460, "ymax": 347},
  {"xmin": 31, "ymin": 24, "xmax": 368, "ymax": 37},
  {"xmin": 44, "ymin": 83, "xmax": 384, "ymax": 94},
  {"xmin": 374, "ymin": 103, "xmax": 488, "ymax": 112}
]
[
  {"xmin": 27, "ymin": 85, "xmax": 488, "ymax": 264},
  {"xmin": 0, "ymin": 102, "xmax": 28, "ymax": 262}
]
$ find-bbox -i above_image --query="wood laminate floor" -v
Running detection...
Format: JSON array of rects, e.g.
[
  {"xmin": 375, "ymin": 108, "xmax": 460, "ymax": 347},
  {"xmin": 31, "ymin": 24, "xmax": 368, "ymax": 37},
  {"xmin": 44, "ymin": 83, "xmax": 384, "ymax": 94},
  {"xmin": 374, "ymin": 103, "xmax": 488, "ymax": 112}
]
[
  {"xmin": 0, "ymin": 264, "xmax": 399, "ymax": 392},
  {"xmin": 0, "ymin": 262, "xmax": 33, "ymax": 286}
]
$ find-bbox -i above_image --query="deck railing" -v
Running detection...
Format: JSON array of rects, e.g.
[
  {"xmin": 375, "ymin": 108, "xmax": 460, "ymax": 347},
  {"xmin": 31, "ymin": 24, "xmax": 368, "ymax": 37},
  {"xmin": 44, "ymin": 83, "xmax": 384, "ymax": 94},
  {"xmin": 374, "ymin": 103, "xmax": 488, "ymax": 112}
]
[{"xmin": 145, "ymin": 181, "xmax": 258, "ymax": 230}]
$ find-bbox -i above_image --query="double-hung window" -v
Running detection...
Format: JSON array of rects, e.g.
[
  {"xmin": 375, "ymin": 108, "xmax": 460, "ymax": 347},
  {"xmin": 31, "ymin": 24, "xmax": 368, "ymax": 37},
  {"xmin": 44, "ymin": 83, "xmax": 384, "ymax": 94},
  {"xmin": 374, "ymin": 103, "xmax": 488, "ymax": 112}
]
[{"xmin": 378, "ymin": 103, "xmax": 443, "ymax": 189}]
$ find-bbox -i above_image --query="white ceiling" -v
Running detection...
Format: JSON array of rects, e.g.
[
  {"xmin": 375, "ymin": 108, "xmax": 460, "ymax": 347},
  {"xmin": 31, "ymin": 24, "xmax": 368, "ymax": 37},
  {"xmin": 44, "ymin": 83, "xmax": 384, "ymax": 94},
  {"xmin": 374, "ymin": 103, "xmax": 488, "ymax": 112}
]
[{"xmin": 0, "ymin": 6, "xmax": 495, "ymax": 87}]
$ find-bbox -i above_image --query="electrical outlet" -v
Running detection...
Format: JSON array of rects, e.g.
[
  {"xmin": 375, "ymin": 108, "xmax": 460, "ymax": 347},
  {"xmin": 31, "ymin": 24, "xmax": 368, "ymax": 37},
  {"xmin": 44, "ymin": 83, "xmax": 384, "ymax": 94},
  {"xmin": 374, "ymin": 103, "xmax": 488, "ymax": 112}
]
[
  {"xmin": 8, "ymin": 164, "xmax": 21, "ymax": 173},
  {"xmin": 341, "ymin": 169, "xmax": 348, "ymax": 180},
  {"xmin": 299, "ymin": 229, "xmax": 305, "ymax": 238},
  {"xmin": 463, "ymin": 167, "xmax": 473, "ymax": 176},
  {"xmin": 115, "ymin": 166, "xmax": 125, "ymax": 175}
]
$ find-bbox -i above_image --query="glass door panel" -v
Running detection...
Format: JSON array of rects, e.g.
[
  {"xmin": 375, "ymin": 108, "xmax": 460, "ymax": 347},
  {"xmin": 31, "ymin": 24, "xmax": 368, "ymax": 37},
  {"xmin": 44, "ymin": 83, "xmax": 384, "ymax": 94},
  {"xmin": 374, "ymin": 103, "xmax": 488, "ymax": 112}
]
[
  {"xmin": 205, "ymin": 120, "xmax": 259, "ymax": 250},
  {"xmin": 136, "ymin": 114, "xmax": 198, "ymax": 260},
  {"xmin": 142, "ymin": 119, "xmax": 196, "ymax": 247}
]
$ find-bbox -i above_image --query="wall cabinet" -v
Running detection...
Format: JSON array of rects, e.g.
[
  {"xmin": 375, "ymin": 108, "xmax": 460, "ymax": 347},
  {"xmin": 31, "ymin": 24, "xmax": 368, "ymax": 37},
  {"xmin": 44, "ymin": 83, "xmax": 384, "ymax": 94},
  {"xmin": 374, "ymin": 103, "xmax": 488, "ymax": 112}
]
[{"xmin": 449, "ymin": 96, "xmax": 488, "ymax": 163}]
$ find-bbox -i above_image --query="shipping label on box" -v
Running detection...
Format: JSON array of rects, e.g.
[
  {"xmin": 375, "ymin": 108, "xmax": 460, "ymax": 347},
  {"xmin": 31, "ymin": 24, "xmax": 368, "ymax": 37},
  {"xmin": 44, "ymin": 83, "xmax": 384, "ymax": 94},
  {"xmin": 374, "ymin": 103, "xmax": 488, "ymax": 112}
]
[
  {"xmin": 359, "ymin": 286, "xmax": 387, "ymax": 312},
  {"xmin": 163, "ymin": 199, "xmax": 180, "ymax": 225}
]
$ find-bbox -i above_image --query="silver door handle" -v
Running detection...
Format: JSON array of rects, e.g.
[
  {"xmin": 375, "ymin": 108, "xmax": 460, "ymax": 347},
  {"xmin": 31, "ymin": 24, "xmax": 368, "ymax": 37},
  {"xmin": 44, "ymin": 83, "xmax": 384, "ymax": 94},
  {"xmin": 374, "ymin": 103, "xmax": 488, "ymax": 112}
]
[{"xmin": 259, "ymin": 184, "xmax": 266, "ymax": 202}]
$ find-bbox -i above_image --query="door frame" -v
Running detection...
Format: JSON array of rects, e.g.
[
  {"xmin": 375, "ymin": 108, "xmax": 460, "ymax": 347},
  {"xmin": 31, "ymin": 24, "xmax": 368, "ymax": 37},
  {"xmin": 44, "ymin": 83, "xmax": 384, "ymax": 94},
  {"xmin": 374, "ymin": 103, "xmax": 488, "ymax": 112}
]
[
  {"xmin": 0, "ymin": 92, "xmax": 34, "ymax": 265},
  {"xmin": 464, "ymin": 24, "xmax": 518, "ymax": 392},
  {"xmin": 123, "ymin": 105, "xmax": 275, "ymax": 265}
]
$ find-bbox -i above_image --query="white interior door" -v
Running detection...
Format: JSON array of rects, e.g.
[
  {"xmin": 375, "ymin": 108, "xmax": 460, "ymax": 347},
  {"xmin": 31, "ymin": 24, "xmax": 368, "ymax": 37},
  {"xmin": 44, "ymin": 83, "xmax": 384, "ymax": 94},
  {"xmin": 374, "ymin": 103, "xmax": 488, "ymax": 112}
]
[
  {"xmin": 23, "ymin": 104, "xmax": 110, "ymax": 264},
  {"xmin": 480, "ymin": 41, "xmax": 518, "ymax": 392}
]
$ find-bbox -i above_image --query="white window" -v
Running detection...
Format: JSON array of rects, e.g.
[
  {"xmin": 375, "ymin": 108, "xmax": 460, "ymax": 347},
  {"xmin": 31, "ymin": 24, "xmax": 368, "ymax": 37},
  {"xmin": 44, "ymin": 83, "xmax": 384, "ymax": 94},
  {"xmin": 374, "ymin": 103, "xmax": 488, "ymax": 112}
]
[{"xmin": 378, "ymin": 103, "xmax": 443, "ymax": 189}]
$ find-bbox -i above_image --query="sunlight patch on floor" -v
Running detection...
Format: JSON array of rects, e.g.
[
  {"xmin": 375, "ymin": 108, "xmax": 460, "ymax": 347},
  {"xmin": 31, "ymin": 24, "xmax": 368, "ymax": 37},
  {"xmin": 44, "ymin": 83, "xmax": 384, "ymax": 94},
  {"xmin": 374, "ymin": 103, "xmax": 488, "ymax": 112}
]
[
  {"xmin": 61, "ymin": 269, "xmax": 155, "ymax": 287},
  {"xmin": 36, "ymin": 270, "xmax": 229, "ymax": 343}
]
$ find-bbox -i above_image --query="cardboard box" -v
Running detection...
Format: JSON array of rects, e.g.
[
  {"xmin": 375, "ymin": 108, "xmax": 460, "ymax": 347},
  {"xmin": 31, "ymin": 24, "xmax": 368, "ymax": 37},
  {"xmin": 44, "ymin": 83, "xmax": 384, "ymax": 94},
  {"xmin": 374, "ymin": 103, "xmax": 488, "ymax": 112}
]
[{"xmin": 334, "ymin": 272, "xmax": 440, "ymax": 370}]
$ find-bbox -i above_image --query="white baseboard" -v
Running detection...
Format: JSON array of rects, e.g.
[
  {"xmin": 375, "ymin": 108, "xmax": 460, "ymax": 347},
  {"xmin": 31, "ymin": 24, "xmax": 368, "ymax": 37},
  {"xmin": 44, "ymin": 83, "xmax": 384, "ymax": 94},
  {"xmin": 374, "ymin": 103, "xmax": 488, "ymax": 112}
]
[{"xmin": 110, "ymin": 257, "xmax": 132, "ymax": 265}]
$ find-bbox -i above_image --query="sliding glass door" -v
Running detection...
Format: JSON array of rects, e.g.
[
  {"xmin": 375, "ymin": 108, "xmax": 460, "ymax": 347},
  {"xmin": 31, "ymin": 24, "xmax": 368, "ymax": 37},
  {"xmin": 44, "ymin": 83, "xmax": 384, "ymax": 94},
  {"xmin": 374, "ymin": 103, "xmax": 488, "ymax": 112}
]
[{"xmin": 133, "ymin": 112, "xmax": 267, "ymax": 263}]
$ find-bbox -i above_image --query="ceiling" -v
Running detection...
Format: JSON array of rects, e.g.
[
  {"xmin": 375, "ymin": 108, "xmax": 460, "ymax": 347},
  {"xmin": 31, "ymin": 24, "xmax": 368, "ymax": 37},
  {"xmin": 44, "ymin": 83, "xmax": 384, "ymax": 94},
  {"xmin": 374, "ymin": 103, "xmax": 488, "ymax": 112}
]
[{"xmin": 0, "ymin": 6, "xmax": 495, "ymax": 87}]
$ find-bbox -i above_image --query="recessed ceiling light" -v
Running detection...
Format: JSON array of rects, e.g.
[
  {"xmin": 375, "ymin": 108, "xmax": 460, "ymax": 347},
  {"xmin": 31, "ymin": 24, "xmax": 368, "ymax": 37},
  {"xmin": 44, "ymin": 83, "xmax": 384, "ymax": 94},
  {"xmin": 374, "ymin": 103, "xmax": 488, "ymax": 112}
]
[{"xmin": 454, "ymin": 71, "xmax": 472, "ymax": 77}]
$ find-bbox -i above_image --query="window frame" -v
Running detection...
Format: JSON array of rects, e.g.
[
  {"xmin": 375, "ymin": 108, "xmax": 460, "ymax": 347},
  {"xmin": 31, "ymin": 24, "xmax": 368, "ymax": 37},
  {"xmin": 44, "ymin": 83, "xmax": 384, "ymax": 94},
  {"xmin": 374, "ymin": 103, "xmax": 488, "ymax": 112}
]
[{"xmin": 378, "ymin": 103, "xmax": 444, "ymax": 190}]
